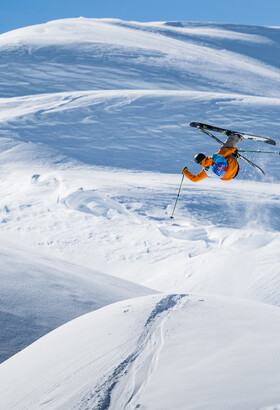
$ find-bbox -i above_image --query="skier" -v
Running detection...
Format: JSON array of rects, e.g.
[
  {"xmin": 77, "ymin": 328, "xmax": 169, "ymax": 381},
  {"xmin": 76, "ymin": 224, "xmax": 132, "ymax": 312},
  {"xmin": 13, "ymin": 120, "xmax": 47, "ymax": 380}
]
[{"xmin": 182, "ymin": 133, "xmax": 241, "ymax": 182}]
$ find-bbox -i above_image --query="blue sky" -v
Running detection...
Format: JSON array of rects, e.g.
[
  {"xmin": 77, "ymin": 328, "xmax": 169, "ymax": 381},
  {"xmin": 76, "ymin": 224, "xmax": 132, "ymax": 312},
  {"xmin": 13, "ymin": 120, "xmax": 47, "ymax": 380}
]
[{"xmin": 1, "ymin": 0, "xmax": 280, "ymax": 34}]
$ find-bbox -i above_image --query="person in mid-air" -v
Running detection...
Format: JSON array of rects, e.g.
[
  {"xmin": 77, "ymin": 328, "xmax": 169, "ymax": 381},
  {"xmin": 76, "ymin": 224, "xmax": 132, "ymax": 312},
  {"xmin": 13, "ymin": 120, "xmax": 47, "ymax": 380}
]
[{"xmin": 182, "ymin": 133, "xmax": 241, "ymax": 182}]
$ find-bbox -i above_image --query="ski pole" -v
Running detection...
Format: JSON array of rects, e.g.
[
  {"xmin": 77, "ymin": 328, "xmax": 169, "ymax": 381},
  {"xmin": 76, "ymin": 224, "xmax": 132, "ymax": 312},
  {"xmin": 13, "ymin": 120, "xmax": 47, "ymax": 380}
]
[
  {"xmin": 238, "ymin": 149, "xmax": 280, "ymax": 155},
  {"xmin": 170, "ymin": 174, "xmax": 184, "ymax": 219}
]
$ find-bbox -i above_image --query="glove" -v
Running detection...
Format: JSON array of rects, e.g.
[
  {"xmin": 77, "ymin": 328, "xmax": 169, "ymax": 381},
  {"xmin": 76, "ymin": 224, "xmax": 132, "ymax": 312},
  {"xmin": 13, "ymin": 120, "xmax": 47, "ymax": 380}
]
[
  {"xmin": 182, "ymin": 166, "xmax": 188, "ymax": 174},
  {"xmin": 232, "ymin": 148, "xmax": 239, "ymax": 158}
]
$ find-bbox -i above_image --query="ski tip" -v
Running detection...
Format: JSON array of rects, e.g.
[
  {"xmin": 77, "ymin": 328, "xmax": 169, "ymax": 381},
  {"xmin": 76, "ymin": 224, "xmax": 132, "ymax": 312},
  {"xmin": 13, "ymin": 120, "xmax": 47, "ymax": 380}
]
[
  {"xmin": 189, "ymin": 122, "xmax": 203, "ymax": 128},
  {"xmin": 266, "ymin": 139, "xmax": 276, "ymax": 146}
]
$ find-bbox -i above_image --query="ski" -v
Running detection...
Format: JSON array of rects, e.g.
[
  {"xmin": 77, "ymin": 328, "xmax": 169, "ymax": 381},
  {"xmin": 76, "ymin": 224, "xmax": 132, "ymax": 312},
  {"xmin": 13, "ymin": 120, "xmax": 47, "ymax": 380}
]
[
  {"xmin": 237, "ymin": 152, "xmax": 265, "ymax": 175},
  {"xmin": 190, "ymin": 122, "xmax": 276, "ymax": 146},
  {"xmin": 198, "ymin": 127, "xmax": 265, "ymax": 175}
]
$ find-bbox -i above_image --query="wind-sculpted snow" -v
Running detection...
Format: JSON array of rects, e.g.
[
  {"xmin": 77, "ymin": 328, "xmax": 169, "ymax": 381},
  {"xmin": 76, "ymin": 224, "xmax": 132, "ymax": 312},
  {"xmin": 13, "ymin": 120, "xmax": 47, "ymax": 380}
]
[
  {"xmin": 1, "ymin": 17, "xmax": 280, "ymax": 409},
  {"xmin": 62, "ymin": 188, "xmax": 129, "ymax": 217},
  {"xmin": 0, "ymin": 90, "xmax": 279, "ymax": 177},
  {"xmin": 1, "ymin": 19, "xmax": 280, "ymax": 97},
  {"xmin": 0, "ymin": 19, "xmax": 280, "ymax": 177}
]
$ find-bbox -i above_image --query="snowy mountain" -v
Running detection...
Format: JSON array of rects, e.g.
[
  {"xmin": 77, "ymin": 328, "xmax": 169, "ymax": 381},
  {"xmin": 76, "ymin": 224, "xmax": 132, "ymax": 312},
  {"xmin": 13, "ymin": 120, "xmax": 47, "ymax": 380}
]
[
  {"xmin": 0, "ymin": 239, "xmax": 155, "ymax": 362},
  {"xmin": 1, "ymin": 294, "xmax": 280, "ymax": 410},
  {"xmin": 0, "ymin": 18, "xmax": 280, "ymax": 409}
]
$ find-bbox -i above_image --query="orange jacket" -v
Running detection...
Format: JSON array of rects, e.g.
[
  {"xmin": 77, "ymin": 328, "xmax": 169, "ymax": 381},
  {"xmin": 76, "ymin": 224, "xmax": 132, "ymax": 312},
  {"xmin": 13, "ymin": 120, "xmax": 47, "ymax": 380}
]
[{"xmin": 183, "ymin": 147, "xmax": 238, "ymax": 182}]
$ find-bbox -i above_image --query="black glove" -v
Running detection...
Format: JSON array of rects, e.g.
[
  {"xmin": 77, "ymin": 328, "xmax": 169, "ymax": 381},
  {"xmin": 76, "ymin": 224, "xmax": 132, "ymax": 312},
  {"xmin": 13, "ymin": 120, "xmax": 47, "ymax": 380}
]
[
  {"xmin": 182, "ymin": 166, "xmax": 188, "ymax": 173},
  {"xmin": 232, "ymin": 148, "xmax": 239, "ymax": 158}
]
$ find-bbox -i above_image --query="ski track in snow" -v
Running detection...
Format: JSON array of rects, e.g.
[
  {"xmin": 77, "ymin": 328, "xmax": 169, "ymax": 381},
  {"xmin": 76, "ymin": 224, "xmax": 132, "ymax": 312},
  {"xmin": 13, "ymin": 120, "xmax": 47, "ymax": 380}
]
[{"xmin": 74, "ymin": 294, "xmax": 186, "ymax": 410}]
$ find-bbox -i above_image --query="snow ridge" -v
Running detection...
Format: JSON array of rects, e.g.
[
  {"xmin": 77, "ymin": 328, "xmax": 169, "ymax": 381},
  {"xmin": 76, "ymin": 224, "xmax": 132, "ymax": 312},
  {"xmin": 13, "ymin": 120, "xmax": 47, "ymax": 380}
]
[{"xmin": 80, "ymin": 295, "xmax": 185, "ymax": 410}]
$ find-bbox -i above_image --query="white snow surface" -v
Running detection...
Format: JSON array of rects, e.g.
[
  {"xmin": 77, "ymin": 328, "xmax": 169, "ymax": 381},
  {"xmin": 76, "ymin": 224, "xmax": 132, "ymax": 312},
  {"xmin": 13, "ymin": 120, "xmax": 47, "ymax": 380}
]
[
  {"xmin": 1, "ymin": 294, "xmax": 280, "ymax": 410},
  {"xmin": 0, "ymin": 18, "xmax": 280, "ymax": 409}
]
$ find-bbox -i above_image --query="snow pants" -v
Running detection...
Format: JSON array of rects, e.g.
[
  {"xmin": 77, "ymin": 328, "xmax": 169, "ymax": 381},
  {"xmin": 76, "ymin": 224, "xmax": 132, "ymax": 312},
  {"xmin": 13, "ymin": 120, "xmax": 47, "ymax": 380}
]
[
  {"xmin": 221, "ymin": 134, "xmax": 240, "ymax": 179},
  {"xmin": 221, "ymin": 134, "xmax": 240, "ymax": 149}
]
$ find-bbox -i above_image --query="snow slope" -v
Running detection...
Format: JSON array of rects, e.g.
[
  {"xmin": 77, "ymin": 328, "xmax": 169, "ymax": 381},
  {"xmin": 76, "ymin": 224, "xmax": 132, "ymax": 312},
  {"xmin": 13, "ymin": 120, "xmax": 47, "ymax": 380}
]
[
  {"xmin": 0, "ymin": 19, "xmax": 280, "ymax": 177},
  {"xmin": 1, "ymin": 294, "xmax": 280, "ymax": 410},
  {"xmin": 0, "ymin": 18, "xmax": 280, "ymax": 409},
  {"xmin": 1, "ymin": 19, "xmax": 280, "ymax": 97},
  {"xmin": 0, "ymin": 239, "xmax": 155, "ymax": 363},
  {"xmin": 0, "ymin": 89, "xmax": 280, "ymax": 176}
]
